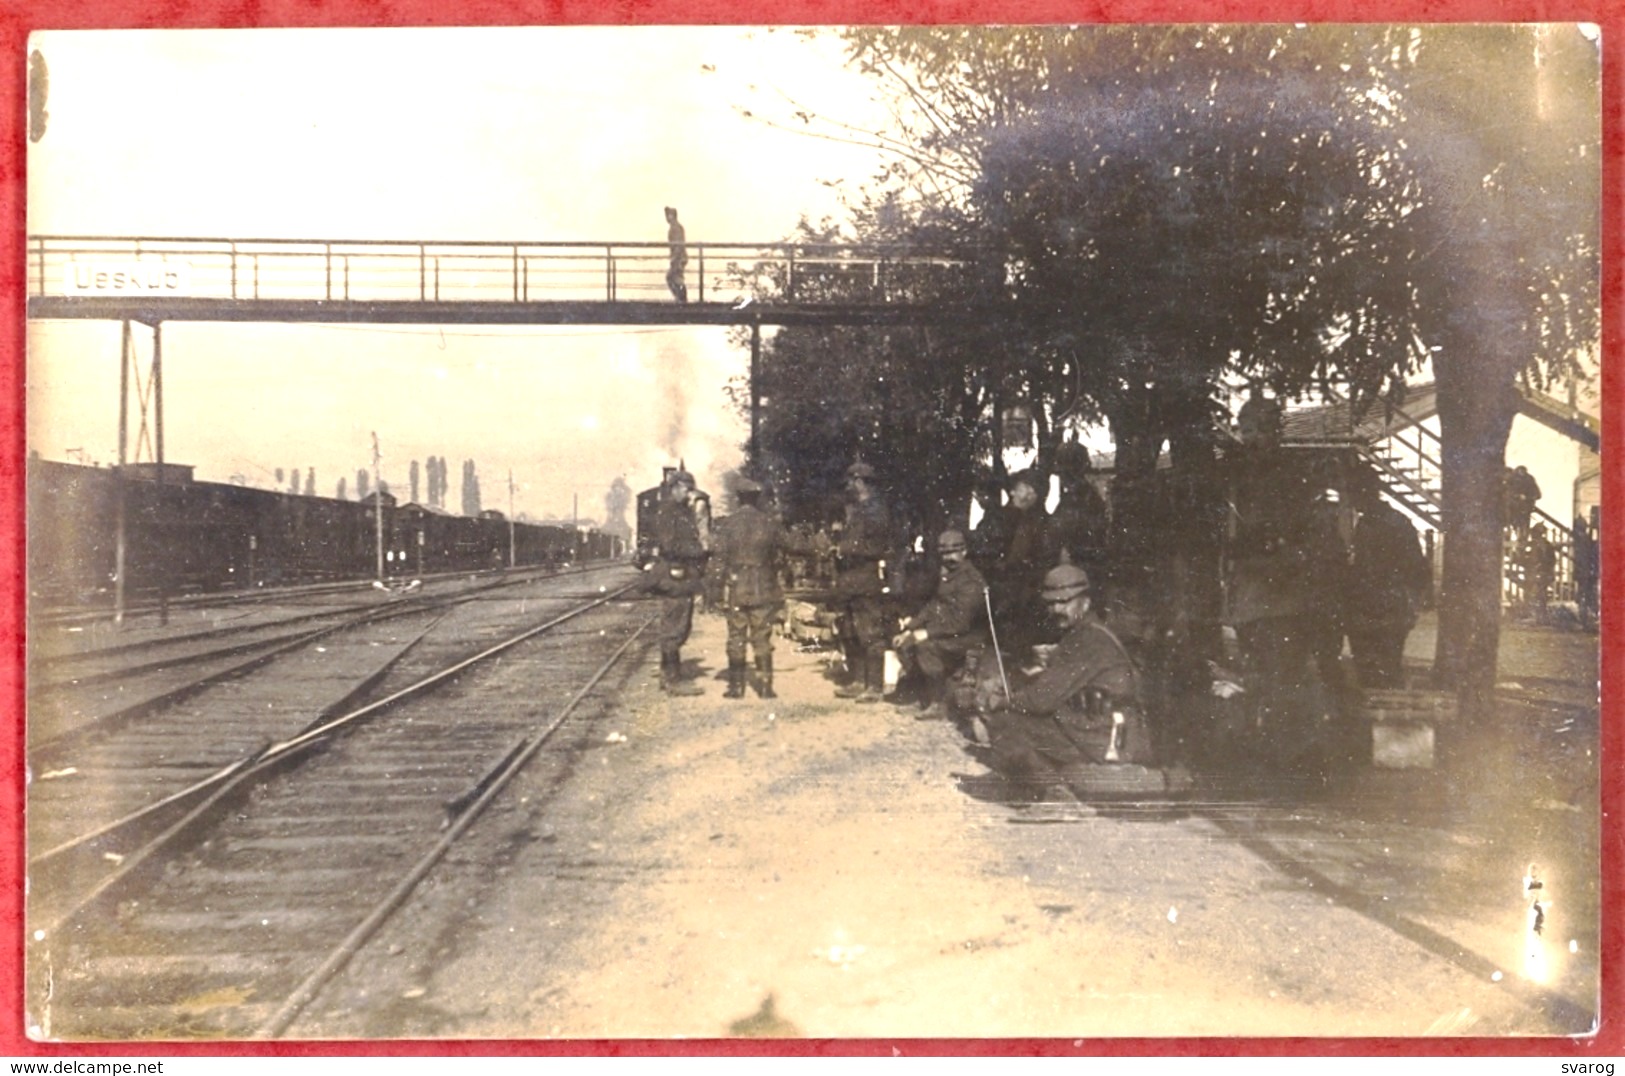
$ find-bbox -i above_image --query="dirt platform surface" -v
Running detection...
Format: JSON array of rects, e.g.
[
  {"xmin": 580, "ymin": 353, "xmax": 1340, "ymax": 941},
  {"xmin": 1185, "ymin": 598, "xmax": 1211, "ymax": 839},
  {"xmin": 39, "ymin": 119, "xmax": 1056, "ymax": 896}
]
[{"xmin": 307, "ymin": 608, "xmax": 1604, "ymax": 1043}]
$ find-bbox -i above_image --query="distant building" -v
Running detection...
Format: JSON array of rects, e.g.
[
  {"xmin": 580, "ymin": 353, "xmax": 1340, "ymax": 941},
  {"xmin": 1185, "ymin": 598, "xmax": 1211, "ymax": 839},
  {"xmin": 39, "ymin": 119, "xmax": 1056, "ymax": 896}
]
[{"xmin": 122, "ymin": 462, "xmax": 195, "ymax": 484}]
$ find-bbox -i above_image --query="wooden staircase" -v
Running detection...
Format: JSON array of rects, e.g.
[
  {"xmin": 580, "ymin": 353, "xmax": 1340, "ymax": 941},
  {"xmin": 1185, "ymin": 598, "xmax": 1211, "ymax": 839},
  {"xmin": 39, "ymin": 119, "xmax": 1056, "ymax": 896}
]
[{"xmin": 1219, "ymin": 378, "xmax": 1587, "ymax": 608}]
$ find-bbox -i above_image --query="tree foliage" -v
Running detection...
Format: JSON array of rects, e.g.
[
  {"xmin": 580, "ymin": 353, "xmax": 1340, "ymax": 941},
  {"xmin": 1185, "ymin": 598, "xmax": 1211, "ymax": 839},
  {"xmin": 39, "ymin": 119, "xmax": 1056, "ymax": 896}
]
[{"xmin": 750, "ymin": 25, "xmax": 1597, "ymax": 699}]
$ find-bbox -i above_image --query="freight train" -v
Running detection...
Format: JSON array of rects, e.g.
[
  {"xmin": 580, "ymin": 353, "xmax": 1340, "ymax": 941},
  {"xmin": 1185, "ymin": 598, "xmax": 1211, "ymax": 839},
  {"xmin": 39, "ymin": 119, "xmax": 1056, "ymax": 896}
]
[{"xmin": 26, "ymin": 458, "xmax": 620, "ymax": 607}]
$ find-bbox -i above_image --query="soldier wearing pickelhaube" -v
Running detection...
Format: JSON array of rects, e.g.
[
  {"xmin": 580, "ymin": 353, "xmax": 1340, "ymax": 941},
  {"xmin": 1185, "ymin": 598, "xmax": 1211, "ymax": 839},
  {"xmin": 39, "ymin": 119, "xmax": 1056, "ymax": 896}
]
[
  {"xmin": 715, "ymin": 476, "xmax": 789, "ymax": 699},
  {"xmin": 648, "ymin": 468, "xmax": 707, "ymax": 696},
  {"xmin": 830, "ymin": 460, "xmax": 895, "ymax": 703}
]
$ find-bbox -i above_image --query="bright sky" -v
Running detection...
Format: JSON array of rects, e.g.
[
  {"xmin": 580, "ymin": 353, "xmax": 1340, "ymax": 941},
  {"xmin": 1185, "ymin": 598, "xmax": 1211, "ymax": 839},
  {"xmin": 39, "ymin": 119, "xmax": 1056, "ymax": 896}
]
[
  {"xmin": 25, "ymin": 25, "xmax": 1596, "ymax": 527},
  {"xmin": 25, "ymin": 26, "xmax": 890, "ymax": 520}
]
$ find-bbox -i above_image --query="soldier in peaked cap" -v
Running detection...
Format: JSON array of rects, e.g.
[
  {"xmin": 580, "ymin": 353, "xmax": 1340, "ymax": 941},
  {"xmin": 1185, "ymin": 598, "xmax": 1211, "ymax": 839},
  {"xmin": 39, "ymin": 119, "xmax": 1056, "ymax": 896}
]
[
  {"xmin": 830, "ymin": 460, "xmax": 896, "ymax": 702},
  {"xmin": 890, "ymin": 529, "xmax": 987, "ymax": 716},
  {"xmin": 715, "ymin": 476, "xmax": 790, "ymax": 699},
  {"xmin": 980, "ymin": 563, "xmax": 1155, "ymax": 796},
  {"xmin": 648, "ymin": 468, "xmax": 708, "ymax": 696}
]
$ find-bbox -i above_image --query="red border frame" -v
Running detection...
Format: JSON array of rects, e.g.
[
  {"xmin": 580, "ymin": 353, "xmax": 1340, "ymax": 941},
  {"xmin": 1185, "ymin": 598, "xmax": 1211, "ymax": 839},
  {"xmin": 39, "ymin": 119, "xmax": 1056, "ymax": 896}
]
[{"xmin": 2, "ymin": 1, "xmax": 1619, "ymax": 1059}]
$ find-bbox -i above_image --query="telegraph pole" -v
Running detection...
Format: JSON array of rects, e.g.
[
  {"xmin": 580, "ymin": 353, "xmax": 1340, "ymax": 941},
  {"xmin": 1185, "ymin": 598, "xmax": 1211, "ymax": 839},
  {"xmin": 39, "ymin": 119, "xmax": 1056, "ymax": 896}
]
[
  {"xmin": 372, "ymin": 432, "xmax": 384, "ymax": 582},
  {"xmin": 114, "ymin": 320, "xmax": 130, "ymax": 626},
  {"xmin": 153, "ymin": 321, "xmax": 168, "ymax": 626},
  {"xmin": 508, "ymin": 470, "xmax": 516, "ymax": 568},
  {"xmin": 750, "ymin": 322, "xmax": 761, "ymax": 468}
]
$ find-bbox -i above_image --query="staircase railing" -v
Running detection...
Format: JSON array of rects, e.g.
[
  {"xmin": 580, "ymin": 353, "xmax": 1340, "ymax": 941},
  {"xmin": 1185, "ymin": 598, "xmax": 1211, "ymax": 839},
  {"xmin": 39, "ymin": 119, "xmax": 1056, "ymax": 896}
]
[{"xmin": 1219, "ymin": 379, "xmax": 1581, "ymax": 615}]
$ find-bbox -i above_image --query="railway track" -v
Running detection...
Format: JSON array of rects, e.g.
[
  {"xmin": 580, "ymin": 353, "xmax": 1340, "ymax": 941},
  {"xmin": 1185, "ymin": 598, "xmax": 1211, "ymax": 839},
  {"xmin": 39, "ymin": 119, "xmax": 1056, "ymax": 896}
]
[
  {"xmin": 27, "ymin": 565, "xmax": 608, "ymax": 753},
  {"xmin": 31, "ymin": 556, "xmax": 601, "ymax": 633},
  {"xmin": 30, "ymin": 563, "xmax": 582, "ymax": 668},
  {"xmin": 27, "ymin": 565, "xmax": 658, "ymax": 1040}
]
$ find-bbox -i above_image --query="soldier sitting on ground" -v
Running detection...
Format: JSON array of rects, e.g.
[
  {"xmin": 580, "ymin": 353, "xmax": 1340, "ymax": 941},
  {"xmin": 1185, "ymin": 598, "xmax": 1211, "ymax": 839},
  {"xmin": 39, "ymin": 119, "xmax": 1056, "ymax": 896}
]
[
  {"xmin": 974, "ymin": 564, "xmax": 1153, "ymax": 801},
  {"xmin": 889, "ymin": 529, "xmax": 987, "ymax": 717}
]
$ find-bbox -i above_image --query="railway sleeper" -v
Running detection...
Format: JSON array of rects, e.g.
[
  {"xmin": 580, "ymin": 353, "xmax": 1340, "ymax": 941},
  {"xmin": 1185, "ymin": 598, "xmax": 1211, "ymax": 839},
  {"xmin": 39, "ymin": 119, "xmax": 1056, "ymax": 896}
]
[
  {"xmin": 215, "ymin": 833, "xmax": 417, "ymax": 856},
  {"xmin": 217, "ymin": 816, "xmax": 443, "ymax": 840},
  {"xmin": 238, "ymin": 793, "xmax": 452, "ymax": 816},
  {"xmin": 164, "ymin": 865, "xmax": 381, "ymax": 896}
]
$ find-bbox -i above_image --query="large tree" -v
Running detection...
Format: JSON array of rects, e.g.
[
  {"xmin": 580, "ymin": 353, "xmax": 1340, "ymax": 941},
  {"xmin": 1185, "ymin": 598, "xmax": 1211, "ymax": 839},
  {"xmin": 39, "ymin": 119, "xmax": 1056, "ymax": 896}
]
[
  {"xmin": 1388, "ymin": 27, "xmax": 1599, "ymax": 706},
  {"xmin": 756, "ymin": 25, "xmax": 1597, "ymax": 707}
]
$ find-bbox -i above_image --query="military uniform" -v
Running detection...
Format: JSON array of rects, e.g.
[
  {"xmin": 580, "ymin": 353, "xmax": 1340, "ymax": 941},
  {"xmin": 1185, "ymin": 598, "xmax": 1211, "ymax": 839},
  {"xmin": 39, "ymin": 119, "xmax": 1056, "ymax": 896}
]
[
  {"xmin": 1346, "ymin": 499, "xmax": 1428, "ymax": 688},
  {"xmin": 831, "ymin": 463, "xmax": 894, "ymax": 701},
  {"xmin": 989, "ymin": 472, "xmax": 1059, "ymax": 658},
  {"xmin": 1051, "ymin": 444, "xmax": 1110, "ymax": 576},
  {"xmin": 1226, "ymin": 446, "xmax": 1319, "ymax": 687},
  {"xmin": 1052, "ymin": 480, "xmax": 1109, "ymax": 573},
  {"xmin": 716, "ymin": 480, "xmax": 789, "ymax": 698},
  {"xmin": 665, "ymin": 207, "xmax": 689, "ymax": 303},
  {"xmin": 894, "ymin": 531, "xmax": 987, "ymax": 709},
  {"xmin": 649, "ymin": 475, "xmax": 707, "ymax": 695},
  {"xmin": 983, "ymin": 566, "xmax": 1151, "ymax": 793}
]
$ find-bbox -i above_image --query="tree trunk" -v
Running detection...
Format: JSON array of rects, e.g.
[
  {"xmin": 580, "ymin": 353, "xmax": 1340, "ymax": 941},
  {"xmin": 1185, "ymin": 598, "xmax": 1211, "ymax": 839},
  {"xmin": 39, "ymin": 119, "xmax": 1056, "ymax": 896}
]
[{"xmin": 1431, "ymin": 367, "xmax": 1518, "ymax": 718}]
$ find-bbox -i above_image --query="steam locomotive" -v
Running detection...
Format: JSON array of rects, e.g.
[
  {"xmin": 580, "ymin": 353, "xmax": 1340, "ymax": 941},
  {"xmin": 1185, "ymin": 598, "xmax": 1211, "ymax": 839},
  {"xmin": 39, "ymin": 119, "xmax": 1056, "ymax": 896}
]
[{"xmin": 633, "ymin": 466, "xmax": 711, "ymax": 568}]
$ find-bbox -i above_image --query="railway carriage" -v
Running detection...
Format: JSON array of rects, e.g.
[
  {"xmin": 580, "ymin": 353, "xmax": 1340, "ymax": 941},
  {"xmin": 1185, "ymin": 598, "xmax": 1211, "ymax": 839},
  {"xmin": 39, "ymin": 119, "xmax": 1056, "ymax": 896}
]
[{"xmin": 26, "ymin": 457, "xmax": 612, "ymax": 608}]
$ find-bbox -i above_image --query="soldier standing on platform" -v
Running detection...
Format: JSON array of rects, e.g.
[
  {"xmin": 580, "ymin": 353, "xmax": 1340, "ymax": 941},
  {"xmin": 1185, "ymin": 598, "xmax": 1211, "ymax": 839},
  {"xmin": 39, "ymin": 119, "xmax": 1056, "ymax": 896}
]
[
  {"xmin": 831, "ymin": 461, "xmax": 895, "ymax": 703},
  {"xmin": 648, "ymin": 468, "xmax": 707, "ymax": 696},
  {"xmin": 989, "ymin": 469, "xmax": 1059, "ymax": 659},
  {"xmin": 1346, "ymin": 481, "xmax": 1430, "ymax": 689},
  {"xmin": 1051, "ymin": 442, "xmax": 1110, "ymax": 576},
  {"xmin": 716, "ymin": 477, "xmax": 789, "ymax": 699},
  {"xmin": 1524, "ymin": 522, "xmax": 1557, "ymax": 625},
  {"xmin": 969, "ymin": 476, "xmax": 1008, "ymax": 570}
]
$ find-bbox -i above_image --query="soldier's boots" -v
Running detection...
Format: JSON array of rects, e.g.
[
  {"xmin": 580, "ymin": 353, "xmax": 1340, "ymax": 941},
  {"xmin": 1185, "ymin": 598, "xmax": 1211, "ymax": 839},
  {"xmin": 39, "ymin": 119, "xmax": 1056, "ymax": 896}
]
[
  {"xmin": 724, "ymin": 659, "xmax": 748, "ymax": 699},
  {"xmin": 833, "ymin": 667, "xmax": 868, "ymax": 699},
  {"xmin": 854, "ymin": 653, "xmax": 885, "ymax": 704},
  {"xmin": 661, "ymin": 653, "xmax": 703, "ymax": 697},
  {"xmin": 754, "ymin": 656, "xmax": 776, "ymax": 699}
]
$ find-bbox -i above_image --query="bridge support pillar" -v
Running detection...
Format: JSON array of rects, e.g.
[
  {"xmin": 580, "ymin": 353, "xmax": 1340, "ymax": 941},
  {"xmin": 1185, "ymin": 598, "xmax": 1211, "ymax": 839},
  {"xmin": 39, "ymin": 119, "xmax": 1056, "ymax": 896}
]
[
  {"xmin": 749, "ymin": 322, "xmax": 761, "ymax": 468},
  {"xmin": 114, "ymin": 321, "xmax": 130, "ymax": 626},
  {"xmin": 113, "ymin": 319, "xmax": 170, "ymax": 626}
]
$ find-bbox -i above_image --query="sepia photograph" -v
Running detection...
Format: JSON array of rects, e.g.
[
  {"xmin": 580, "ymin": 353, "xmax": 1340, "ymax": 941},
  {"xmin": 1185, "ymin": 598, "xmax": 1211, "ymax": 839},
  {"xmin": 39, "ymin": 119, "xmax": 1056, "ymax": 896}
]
[{"xmin": 21, "ymin": 24, "xmax": 1605, "ymax": 1043}]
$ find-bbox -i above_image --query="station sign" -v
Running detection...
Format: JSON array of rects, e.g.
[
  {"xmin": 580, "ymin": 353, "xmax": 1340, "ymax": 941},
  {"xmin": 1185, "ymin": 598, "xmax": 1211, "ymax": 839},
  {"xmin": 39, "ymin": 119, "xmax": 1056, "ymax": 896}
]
[{"xmin": 65, "ymin": 261, "xmax": 191, "ymax": 295}]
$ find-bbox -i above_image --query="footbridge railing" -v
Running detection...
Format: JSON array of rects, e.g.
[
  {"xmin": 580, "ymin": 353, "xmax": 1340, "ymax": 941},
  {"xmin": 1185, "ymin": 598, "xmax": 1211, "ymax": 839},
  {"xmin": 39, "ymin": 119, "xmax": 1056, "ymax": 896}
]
[{"xmin": 26, "ymin": 235, "xmax": 974, "ymax": 312}]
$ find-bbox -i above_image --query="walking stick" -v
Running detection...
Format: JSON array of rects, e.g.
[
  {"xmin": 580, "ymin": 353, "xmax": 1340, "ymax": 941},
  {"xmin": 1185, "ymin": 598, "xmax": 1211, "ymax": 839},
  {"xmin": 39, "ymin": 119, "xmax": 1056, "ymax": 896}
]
[{"xmin": 983, "ymin": 586, "xmax": 1012, "ymax": 704}]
